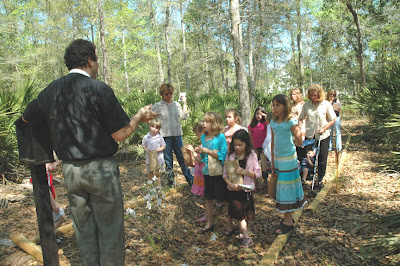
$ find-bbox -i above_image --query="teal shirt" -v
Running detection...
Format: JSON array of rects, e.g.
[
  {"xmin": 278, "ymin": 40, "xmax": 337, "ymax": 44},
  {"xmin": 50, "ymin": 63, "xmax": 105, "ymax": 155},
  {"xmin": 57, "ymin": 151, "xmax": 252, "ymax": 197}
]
[
  {"xmin": 200, "ymin": 133, "xmax": 228, "ymax": 175},
  {"xmin": 270, "ymin": 118, "xmax": 298, "ymax": 157}
]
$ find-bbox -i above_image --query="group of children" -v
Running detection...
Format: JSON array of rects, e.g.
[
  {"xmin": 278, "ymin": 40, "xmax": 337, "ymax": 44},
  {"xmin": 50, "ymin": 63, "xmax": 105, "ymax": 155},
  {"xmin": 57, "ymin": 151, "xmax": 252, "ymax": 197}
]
[{"xmin": 141, "ymin": 94, "xmax": 307, "ymax": 247}]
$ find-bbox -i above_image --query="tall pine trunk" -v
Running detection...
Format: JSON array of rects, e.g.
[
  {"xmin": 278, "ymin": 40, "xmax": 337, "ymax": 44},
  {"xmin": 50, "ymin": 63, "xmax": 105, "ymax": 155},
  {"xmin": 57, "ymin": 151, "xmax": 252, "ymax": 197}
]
[
  {"xmin": 230, "ymin": 0, "xmax": 251, "ymax": 127},
  {"xmin": 296, "ymin": 2, "xmax": 304, "ymax": 88},
  {"xmin": 149, "ymin": 2, "xmax": 164, "ymax": 83},
  {"xmin": 180, "ymin": 3, "xmax": 190, "ymax": 92},
  {"xmin": 248, "ymin": 13, "xmax": 255, "ymax": 104},
  {"xmin": 98, "ymin": 0, "xmax": 108, "ymax": 84},
  {"xmin": 165, "ymin": 4, "xmax": 172, "ymax": 83},
  {"xmin": 346, "ymin": 2, "xmax": 366, "ymax": 88},
  {"xmin": 122, "ymin": 28, "xmax": 129, "ymax": 92}
]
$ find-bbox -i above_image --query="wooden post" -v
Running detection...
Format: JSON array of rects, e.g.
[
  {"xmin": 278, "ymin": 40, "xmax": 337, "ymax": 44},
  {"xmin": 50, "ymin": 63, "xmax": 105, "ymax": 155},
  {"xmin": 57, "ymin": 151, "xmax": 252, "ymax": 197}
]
[
  {"xmin": 11, "ymin": 234, "xmax": 43, "ymax": 263},
  {"xmin": 31, "ymin": 223, "xmax": 74, "ymax": 244},
  {"xmin": 31, "ymin": 164, "xmax": 60, "ymax": 266}
]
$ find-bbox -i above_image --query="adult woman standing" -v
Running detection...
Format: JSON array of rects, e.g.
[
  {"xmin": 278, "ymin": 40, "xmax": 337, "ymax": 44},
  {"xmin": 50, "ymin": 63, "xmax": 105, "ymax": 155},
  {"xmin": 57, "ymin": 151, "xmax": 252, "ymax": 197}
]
[
  {"xmin": 289, "ymin": 88, "xmax": 305, "ymax": 139},
  {"xmin": 327, "ymin": 89, "xmax": 342, "ymax": 152},
  {"xmin": 151, "ymin": 83, "xmax": 193, "ymax": 187},
  {"xmin": 299, "ymin": 84, "xmax": 336, "ymax": 188}
]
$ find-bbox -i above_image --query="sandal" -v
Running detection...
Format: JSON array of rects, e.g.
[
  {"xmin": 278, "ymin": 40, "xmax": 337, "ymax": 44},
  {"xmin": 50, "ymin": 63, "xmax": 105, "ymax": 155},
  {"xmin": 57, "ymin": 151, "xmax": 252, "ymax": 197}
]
[
  {"xmin": 240, "ymin": 237, "xmax": 253, "ymax": 248},
  {"xmin": 198, "ymin": 225, "xmax": 214, "ymax": 234},
  {"xmin": 223, "ymin": 228, "xmax": 236, "ymax": 236},
  {"xmin": 279, "ymin": 218, "xmax": 295, "ymax": 226},
  {"xmin": 276, "ymin": 223, "xmax": 294, "ymax": 235}
]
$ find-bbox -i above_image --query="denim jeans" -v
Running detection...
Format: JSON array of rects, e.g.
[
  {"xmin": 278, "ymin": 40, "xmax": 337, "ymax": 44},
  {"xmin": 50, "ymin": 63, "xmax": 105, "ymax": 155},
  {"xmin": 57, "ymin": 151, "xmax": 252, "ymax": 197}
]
[
  {"xmin": 329, "ymin": 116, "xmax": 342, "ymax": 151},
  {"xmin": 163, "ymin": 136, "xmax": 193, "ymax": 186}
]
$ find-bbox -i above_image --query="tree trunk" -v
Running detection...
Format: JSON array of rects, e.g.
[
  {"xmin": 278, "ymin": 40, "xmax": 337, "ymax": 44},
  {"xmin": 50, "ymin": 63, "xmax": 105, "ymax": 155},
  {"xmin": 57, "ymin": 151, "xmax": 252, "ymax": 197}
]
[
  {"xmin": 98, "ymin": 0, "xmax": 108, "ymax": 84},
  {"xmin": 296, "ymin": 2, "xmax": 304, "ymax": 88},
  {"xmin": 346, "ymin": 2, "xmax": 366, "ymax": 87},
  {"xmin": 220, "ymin": 38, "xmax": 228, "ymax": 93},
  {"xmin": 290, "ymin": 28, "xmax": 297, "ymax": 83},
  {"xmin": 254, "ymin": 0, "xmax": 265, "ymax": 89},
  {"xmin": 230, "ymin": 0, "xmax": 251, "ymax": 127},
  {"xmin": 149, "ymin": 2, "xmax": 164, "ymax": 83},
  {"xmin": 306, "ymin": 25, "xmax": 312, "ymax": 92},
  {"xmin": 220, "ymin": 54, "xmax": 226, "ymax": 93},
  {"xmin": 180, "ymin": 3, "xmax": 190, "ymax": 92},
  {"xmin": 206, "ymin": 48, "xmax": 215, "ymax": 91},
  {"xmin": 122, "ymin": 28, "xmax": 129, "ymax": 92},
  {"xmin": 165, "ymin": 4, "xmax": 172, "ymax": 83},
  {"xmin": 248, "ymin": 12, "xmax": 255, "ymax": 104}
]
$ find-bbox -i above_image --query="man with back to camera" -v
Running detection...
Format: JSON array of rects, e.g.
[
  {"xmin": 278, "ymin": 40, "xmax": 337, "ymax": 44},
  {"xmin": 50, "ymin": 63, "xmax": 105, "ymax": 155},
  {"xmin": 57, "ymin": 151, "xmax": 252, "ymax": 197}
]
[{"xmin": 22, "ymin": 39, "xmax": 158, "ymax": 265}]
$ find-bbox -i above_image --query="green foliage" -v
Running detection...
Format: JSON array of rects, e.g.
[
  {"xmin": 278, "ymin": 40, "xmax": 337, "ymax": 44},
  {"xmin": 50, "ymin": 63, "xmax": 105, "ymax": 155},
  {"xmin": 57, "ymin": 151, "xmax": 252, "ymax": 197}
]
[
  {"xmin": 117, "ymin": 88, "xmax": 157, "ymax": 145},
  {"xmin": 362, "ymin": 234, "xmax": 400, "ymax": 263},
  {"xmin": 253, "ymin": 88, "xmax": 275, "ymax": 112},
  {"xmin": 0, "ymin": 80, "xmax": 39, "ymax": 173},
  {"xmin": 377, "ymin": 212, "xmax": 400, "ymax": 228},
  {"xmin": 362, "ymin": 211, "xmax": 400, "ymax": 263},
  {"xmin": 117, "ymin": 89, "xmax": 242, "ymax": 147},
  {"xmin": 355, "ymin": 63, "xmax": 400, "ymax": 169},
  {"xmin": 182, "ymin": 90, "xmax": 240, "ymax": 144}
]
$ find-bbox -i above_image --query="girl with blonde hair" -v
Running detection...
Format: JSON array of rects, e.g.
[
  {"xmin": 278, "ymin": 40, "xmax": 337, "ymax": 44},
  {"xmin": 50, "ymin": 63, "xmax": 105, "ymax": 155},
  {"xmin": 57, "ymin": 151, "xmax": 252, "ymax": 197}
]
[{"xmin": 195, "ymin": 112, "xmax": 228, "ymax": 234}]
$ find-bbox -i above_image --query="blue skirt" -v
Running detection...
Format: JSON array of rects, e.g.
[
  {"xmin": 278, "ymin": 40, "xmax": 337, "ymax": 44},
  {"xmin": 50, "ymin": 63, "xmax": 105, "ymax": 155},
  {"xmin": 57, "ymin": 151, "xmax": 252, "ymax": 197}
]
[{"xmin": 274, "ymin": 152, "xmax": 307, "ymax": 212}]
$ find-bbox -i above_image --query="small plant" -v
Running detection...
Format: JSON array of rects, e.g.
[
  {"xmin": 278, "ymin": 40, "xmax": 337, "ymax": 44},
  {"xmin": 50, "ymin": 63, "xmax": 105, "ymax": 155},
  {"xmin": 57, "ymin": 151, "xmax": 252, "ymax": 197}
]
[
  {"xmin": 361, "ymin": 210, "xmax": 400, "ymax": 264},
  {"xmin": 147, "ymin": 234, "xmax": 164, "ymax": 265},
  {"xmin": 143, "ymin": 176, "xmax": 165, "ymax": 211},
  {"xmin": 361, "ymin": 234, "xmax": 400, "ymax": 263},
  {"xmin": 0, "ymin": 80, "xmax": 38, "ymax": 177}
]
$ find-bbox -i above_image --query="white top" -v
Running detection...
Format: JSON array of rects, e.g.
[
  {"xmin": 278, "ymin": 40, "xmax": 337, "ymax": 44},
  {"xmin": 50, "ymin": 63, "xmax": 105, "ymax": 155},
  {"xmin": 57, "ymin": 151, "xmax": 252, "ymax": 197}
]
[
  {"xmin": 151, "ymin": 100, "xmax": 188, "ymax": 137},
  {"xmin": 142, "ymin": 132, "xmax": 166, "ymax": 165},
  {"xmin": 262, "ymin": 124, "xmax": 272, "ymax": 162},
  {"xmin": 299, "ymin": 100, "xmax": 337, "ymax": 140}
]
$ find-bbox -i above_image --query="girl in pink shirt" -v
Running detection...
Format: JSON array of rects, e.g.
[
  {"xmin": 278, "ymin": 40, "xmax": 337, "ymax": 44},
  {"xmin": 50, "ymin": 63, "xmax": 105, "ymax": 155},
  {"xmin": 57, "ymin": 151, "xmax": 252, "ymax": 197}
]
[
  {"xmin": 248, "ymin": 106, "xmax": 268, "ymax": 158},
  {"xmin": 223, "ymin": 129, "xmax": 261, "ymax": 248}
]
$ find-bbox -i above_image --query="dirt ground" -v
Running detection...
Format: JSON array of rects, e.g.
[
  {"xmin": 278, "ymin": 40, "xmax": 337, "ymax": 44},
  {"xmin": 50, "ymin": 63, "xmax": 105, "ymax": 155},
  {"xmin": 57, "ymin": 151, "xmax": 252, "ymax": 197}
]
[{"xmin": 1, "ymin": 115, "xmax": 399, "ymax": 265}]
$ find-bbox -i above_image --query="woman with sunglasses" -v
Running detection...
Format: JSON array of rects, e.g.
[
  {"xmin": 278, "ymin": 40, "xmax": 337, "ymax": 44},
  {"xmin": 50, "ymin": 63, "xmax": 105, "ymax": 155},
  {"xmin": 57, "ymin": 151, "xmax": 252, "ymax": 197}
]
[
  {"xmin": 151, "ymin": 83, "xmax": 194, "ymax": 187},
  {"xmin": 298, "ymin": 84, "xmax": 336, "ymax": 189}
]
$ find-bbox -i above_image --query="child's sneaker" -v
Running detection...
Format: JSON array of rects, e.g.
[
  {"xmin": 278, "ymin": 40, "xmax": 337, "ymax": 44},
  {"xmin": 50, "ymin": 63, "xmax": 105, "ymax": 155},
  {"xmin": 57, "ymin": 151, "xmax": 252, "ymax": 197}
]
[
  {"xmin": 195, "ymin": 216, "xmax": 207, "ymax": 223},
  {"xmin": 240, "ymin": 237, "xmax": 253, "ymax": 248}
]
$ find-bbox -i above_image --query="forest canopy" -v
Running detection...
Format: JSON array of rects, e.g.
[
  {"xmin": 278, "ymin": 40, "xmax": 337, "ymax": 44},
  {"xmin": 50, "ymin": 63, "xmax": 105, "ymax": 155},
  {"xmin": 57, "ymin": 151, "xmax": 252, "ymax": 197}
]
[
  {"xmin": 1, "ymin": 0, "xmax": 400, "ymax": 172},
  {"xmin": 1, "ymin": 0, "xmax": 399, "ymax": 95}
]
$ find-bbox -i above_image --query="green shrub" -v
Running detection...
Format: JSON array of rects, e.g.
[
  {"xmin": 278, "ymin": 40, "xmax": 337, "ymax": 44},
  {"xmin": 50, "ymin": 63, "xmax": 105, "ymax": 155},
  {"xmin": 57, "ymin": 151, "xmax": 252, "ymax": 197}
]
[
  {"xmin": 0, "ymin": 80, "xmax": 39, "ymax": 174},
  {"xmin": 355, "ymin": 63, "xmax": 400, "ymax": 169}
]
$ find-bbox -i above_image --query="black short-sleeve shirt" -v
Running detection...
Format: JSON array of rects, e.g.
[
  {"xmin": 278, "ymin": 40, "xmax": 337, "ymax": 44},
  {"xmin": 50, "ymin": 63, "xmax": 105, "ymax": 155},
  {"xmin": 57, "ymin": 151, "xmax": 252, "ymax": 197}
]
[{"xmin": 23, "ymin": 73, "xmax": 130, "ymax": 161}]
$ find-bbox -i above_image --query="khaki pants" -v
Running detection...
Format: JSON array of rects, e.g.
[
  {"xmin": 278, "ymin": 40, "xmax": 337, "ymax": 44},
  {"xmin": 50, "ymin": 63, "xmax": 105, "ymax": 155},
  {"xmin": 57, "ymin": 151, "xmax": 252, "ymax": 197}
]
[{"xmin": 63, "ymin": 157, "xmax": 125, "ymax": 266}]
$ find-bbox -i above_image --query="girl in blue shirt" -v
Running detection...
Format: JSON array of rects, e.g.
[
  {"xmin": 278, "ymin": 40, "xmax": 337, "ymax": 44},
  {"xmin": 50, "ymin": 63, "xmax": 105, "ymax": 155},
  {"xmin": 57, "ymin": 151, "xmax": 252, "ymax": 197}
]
[
  {"xmin": 270, "ymin": 94, "xmax": 306, "ymax": 234},
  {"xmin": 195, "ymin": 112, "xmax": 228, "ymax": 234}
]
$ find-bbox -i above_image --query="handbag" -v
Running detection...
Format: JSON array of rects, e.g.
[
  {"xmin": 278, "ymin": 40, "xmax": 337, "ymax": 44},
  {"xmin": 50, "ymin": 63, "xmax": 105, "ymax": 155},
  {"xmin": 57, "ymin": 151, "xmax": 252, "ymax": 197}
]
[
  {"xmin": 181, "ymin": 144, "xmax": 196, "ymax": 167},
  {"xmin": 148, "ymin": 150, "xmax": 159, "ymax": 171},
  {"xmin": 268, "ymin": 172, "xmax": 277, "ymax": 199},
  {"xmin": 208, "ymin": 151, "xmax": 223, "ymax": 176},
  {"xmin": 260, "ymin": 153, "xmax": 268, "ymax": 172},
  {"xmin": 224, "ymin": 160, "xmax": 243, "ymax": 185}
]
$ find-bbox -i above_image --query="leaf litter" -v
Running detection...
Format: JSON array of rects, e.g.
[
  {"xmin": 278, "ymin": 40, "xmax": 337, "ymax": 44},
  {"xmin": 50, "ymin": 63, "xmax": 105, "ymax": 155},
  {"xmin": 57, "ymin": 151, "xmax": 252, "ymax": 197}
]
[{"xmin": 0, "ymin": 117, "xmax": 399, "ymax": 265}]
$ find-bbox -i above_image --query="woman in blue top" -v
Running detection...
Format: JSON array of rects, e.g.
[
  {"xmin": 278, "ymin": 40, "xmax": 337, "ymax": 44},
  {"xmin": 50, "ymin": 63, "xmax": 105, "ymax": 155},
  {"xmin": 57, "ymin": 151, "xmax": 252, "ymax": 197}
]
[
  {"xmin": 195, "ymin": 112, "xmax": 228, "ymax": 234},
  {"xmin": 270, "ymin": 94, "xmax": 306, "ymax": 234}
]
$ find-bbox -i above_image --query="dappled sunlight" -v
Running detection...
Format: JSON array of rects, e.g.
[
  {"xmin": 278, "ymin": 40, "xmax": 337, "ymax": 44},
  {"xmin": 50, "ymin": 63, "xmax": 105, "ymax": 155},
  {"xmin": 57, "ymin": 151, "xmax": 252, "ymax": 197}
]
[{"xmin": 1, "ymin": 115, "xmax": 400, "ymax": 264}]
